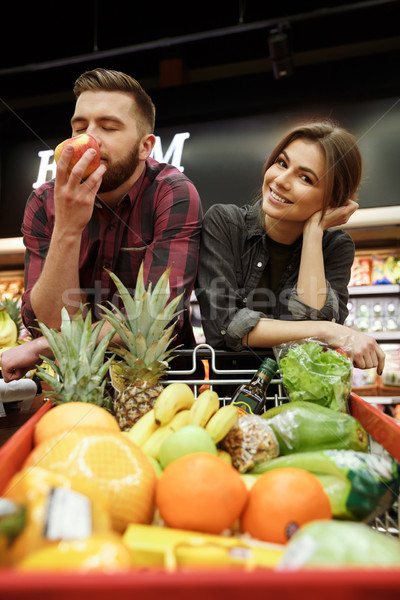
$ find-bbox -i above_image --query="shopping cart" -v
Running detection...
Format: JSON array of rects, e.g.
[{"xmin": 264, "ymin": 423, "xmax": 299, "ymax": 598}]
[
  {"xmin": 167, "ymin": 343, "xmax": 285, "ymax": 404},
  {"xmin": 0, "ymin": 344, "xmax": 399, "ymax": 598},
  {"xmin": 167, "ymin": 344, "xmax": 399, "ymax": 538}
]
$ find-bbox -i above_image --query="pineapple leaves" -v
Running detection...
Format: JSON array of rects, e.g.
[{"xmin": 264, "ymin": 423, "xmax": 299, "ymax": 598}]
[
  {"xmin": 107, "ymin": 270, "xmax": 142, "ymax": 336},
  {"xmin": 99, "ymin": 304, "xmax": 133, "ymax": 349},
  {"xmin": 144, "ymin": 323, "xmax": 179, "ymax": 364},
  {"xmin": 36, "ymin": 306, "xmax": 115, "ymax": 408},
  {"xmin": 99, "ymin": 262, "xmax": 184, "ymax": 391},
  {"xmin": 100, "ymin": 263, "xmax": 183, "ymax": 358},
  {"xmin": 146, "ymin": 293, "xmax": 183, "ymax": 347}
]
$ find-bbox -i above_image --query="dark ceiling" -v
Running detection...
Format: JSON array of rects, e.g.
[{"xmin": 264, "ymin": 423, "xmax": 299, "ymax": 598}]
[{"xmin": 1, "ymin": 0, "xmax": 400, "ymax": 130}]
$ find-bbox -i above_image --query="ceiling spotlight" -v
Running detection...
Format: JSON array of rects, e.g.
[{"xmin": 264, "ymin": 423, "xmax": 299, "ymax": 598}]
[{"xmin": 268, "ymin": 24, "xmax": 293, "ymax": 80}]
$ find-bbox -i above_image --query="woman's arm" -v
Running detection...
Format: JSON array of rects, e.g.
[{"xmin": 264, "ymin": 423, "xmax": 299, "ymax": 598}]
[
  {"xmin": 246, "ymin": 317, "xmax": 385, "ymax": 373},
  {"xmin": 296, "ymin": 200, "xmax": 359, "ymax": 312}
]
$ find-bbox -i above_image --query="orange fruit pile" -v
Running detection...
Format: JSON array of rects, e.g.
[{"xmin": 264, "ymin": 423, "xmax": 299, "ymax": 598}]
[
  {"xmin": 240, "ymin": 467, "xmax": 332, "ymax": 544},
  {"xmin": 155, "ymin": 452, "xmax": 248, "ymax": 534},
  {"xmin": 34, "ymin": 401, "xmax": 120, "ymax": 446},
  {"xmin": 23, "ymin": 426, "xmax": 157, "ymax": 532}
]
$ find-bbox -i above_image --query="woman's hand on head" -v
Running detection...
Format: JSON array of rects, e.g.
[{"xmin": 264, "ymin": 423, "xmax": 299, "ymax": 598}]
[{"xmin": 319, "ymin": 199, "xmax": 359, "ymax": 230}]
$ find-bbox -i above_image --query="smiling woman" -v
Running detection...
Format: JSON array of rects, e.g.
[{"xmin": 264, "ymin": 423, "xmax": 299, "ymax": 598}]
[
  {"xmin": 195, "ymin": 118, "xmax": 386, "ymax": 375},
  {"xmin": 262, "ymin": 138, "xmax": 328, "ymax": 243}
]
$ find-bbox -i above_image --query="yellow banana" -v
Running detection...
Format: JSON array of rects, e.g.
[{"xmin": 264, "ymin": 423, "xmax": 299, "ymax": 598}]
[
  {"xmin": 154, "ymin": 383, "xmax": 195, "ymax": 426},
  {"xmin": 189, "ymin": 389, "xmax": 220, "ymax": 427},
  {"xmin": 168, "ymin": 408, "xmax": 191, "ymax": 432},
  {"xmin": 0, "ymin": 309, "xmax": 18, "ymax": 348},
  {"xmin": 125, "ymin": 409, "xmax": 158, "ymax": 447},
  {"xmin": 142, "ymin": 409, "xmax": 191, "ymax": 460},
  {"xmin": 205, "ymin": 405, "xmax": 239, "ymax": 444}
]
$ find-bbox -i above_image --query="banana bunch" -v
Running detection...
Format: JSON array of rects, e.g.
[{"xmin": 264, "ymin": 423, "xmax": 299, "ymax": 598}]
[
  {"xmin": 0, "ymin": 308, "xmax": 18, "ymax": 348},
  {"xmin": 125, "ymin": 383, "xmax": 196, "ymax": 460},
  {"xmin": 154, "ymin": 383, "xmax": 195, "ymax": 426},
  {"xmin": 125, "ymin": 383, "xmax": 239, "ymax": 463},
  {"xmin": 205, "ymin": 404, "xmax": 239, "ymax": 444}
]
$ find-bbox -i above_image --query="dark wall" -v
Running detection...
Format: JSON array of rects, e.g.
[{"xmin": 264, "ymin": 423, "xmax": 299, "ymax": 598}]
[{"xmin": 1, "ymin": 40, "xmax": 400, "ymax": 238}]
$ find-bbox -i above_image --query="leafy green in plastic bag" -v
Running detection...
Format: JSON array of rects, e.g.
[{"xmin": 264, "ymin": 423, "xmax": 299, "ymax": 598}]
[{"xmin": 277, "ymin": 341, "xmax": 352, "ymax": 412}]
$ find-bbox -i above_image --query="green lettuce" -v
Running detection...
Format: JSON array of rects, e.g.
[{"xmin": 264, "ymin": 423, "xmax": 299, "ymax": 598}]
[{"xmin": 278, "ymin": 341, "xmax": 352, "ymax": 412}]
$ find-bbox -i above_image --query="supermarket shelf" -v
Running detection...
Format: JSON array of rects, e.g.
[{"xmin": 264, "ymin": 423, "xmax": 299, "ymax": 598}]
[
  {"xmin": 349, "ymin": 284, "xmax": 400, "ymax": 296},
  {"xmin": 372, "ymin": 331, "xmax": 400, "ymax": 342},
  {"xmin": 0, "ymin": 238, "xmax": 25, "ymax": 269},
  {"xmin": 341, "ymin": 206, "xmax": 400, "ymax": 230}
]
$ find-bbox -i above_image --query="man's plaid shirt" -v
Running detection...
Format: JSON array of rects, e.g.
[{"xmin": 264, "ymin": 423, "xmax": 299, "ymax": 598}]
[{"xmin": 21, "ymin": 157, "xmax": 203, "ymax": 347}]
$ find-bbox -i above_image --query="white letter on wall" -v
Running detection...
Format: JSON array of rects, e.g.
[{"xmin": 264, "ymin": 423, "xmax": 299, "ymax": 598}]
[
  {"xmin": 32, "ymin": 150, "xmax": 56, "ymax": 189},
  {"xmin": 151, "ymin": 132, "xmax": 190, "ymax": 172}
]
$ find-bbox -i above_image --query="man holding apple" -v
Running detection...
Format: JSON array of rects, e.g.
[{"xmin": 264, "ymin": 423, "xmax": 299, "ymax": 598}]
[{"xmin": 2, "ymin": 68, "xmax": 203, "ymax": 381}]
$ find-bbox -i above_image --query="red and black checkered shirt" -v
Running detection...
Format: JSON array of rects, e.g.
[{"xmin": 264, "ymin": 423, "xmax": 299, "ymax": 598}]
[{"xmin": 21, "ymin": 157, "xmax": 203, "ymax": 347}]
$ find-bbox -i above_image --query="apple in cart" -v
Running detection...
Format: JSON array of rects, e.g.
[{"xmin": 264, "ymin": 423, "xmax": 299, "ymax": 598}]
[
  {"xmin": 159, "ymin": 425, "xmax": 218, "ymax": 469},
  {"xmin": 54, "ymin": 133, "xmax": 100, "ymax": 180}
]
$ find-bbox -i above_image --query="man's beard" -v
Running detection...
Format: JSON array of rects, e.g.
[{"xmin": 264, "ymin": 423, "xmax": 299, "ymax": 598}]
[{"xmin": 98, "ymin": 142, "xmax": 140, "ymax": 194}]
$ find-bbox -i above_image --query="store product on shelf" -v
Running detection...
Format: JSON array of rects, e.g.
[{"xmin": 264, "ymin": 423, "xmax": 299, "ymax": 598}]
[
  {"xmin": 349, "ymin": 256, "xmax": 371, "ymax": 286},
  {"xmin": 371, "ymin": 254, "xmax": 400, "ymax": 285},
  {"xmin": 349, "ymin": 251, "xmax": 400, "ymax": 288},
  {"xmin": 380, "ymin": 343, "xmax": 400, "ymax": 390},
  {"xmin": 345, "ymin": 296, "xmax": 399, "ymax": 333}
]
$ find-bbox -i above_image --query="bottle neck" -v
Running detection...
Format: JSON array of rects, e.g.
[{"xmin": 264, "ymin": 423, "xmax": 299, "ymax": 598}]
[{"xmin": 250, "ymin": 371, "xmax": 272, "ymax": 389}]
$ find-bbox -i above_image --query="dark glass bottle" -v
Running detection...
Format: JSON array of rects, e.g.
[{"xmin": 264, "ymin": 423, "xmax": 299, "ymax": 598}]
[{"xmin": 230, "ymin": 357, "xmax": 278, "ymax": 416}]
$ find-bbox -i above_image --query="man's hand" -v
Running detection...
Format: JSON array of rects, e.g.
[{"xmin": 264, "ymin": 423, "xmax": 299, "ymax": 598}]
[
  {"xmin": 1, "ymin": 337, "xmax": 52, "ymax": 382},
  {"xmin": 54, "ymin": 145, "xmax": 106, "ymax": 236}
]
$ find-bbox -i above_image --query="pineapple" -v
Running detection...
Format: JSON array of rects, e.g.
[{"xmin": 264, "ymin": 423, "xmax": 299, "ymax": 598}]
[
  {"xmin": 100, "ymin": 262, "xmax": 183, "ymax": 431},
  {"xmin": 36, "ymin": 306, "xmax": 116, "ymax": 409}
]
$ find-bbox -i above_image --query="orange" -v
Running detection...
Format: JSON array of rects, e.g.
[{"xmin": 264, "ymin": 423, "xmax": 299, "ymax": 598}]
[
  {"xmin": 240, "ymin": 468, "xmax": 332, "ymax": 544},
  {"xmin": 34, "ymin": 401, "xmax": 120, "ymax": 446},
  {"xmin": 24, "ymin": 427, "xmax": 157, "ymax": 533},
  {"xmin": 155, "ymin": 452, "xmax": 248, "ymax": 534}
]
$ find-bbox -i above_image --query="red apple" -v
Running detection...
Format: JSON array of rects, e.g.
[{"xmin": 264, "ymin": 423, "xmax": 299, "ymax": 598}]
[{"xmin": 54, "ymin": 133, "xmax": 100, "ymax": 180}]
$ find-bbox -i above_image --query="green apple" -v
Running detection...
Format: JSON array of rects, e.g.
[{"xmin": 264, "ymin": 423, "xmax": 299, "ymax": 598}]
[{"xmin": 159, "ymin": 425, "xmax": 217, "ymax": 469}]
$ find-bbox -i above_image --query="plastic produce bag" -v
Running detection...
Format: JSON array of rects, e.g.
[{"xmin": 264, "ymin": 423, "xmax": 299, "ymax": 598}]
[
  {"xmin": 261, "ymin": 400, "xmax": 369, "ymax": 454},
  {"xmin": 274, "ymin": 339, "xmax": 353, "ymax": 413},
  {"xmin": 219, "ymin": 415, "xmax": 279, "ymax": 473},
  {"xmin": 278, "ymin": 519, "xmax": 400, "ymax": 569}
]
